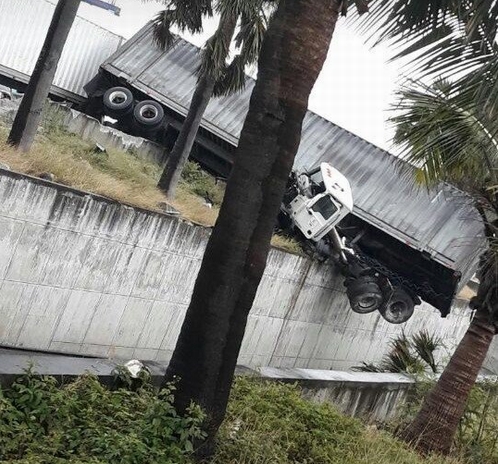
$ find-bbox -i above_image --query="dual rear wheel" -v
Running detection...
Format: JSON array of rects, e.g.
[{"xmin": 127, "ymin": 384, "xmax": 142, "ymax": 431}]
[
  {"xmin": 346, "ymin": 276, "xmax": 415, "ymax": 324},
  {"xmin": 103, "ymin": 87, "xmax": 165, "ymax": 134}
]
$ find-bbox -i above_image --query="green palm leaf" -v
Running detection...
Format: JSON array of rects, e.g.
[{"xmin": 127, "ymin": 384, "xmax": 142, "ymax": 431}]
[{"xmin": 392, "ymin": 78, "xmax": 498, "ymax": 191}]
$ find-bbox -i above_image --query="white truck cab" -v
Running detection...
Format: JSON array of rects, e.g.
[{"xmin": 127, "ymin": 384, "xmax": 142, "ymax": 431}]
[
  {"xmin": 283, "ymin": 163, "xmax": 353, "ymax": 242},
  {"xmin": 280, "ymin": 162, "xmax": 419, "ymax": 325}
]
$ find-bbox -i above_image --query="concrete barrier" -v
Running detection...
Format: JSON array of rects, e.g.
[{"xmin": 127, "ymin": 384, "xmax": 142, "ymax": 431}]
[
  {"xmin": 259, "ymin": 367, "xmax": 414, "ymax": 422},
  {"xmin": 0, "ymin": 346, "xmax": 413, "ymax": 422}
]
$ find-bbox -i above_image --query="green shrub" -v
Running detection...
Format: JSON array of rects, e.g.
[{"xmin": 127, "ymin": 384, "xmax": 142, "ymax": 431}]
[
  {"xmin": 453, "ymin": 380, "xmax": 498, "ymax": 464},
  {"xmin": 180, "ymin": 161, "xmax": 225, "ymax": 206},
  {"xmin": 388, "ymin": 376, "xmax": 498, "ymax": 464},
  {"xmin": 353, "ymin": 330, "xmax": 443, "ymax": 374},
  {"xmin": 0, "ymin": 372, "xmax": 460, "ymax": 464},
  {"xmin": 0, "ymin": 372, "xmax": 205, "ymax": 463}
]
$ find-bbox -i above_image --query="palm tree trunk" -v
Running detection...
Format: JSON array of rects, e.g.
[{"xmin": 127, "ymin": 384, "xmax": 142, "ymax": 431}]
[
  {"xmin": 157, "ymin": 15, "xmax": 237, "ymax": 199},
  {"xmin": 163, "ymin": 0, "xmax": 342, "ymax": 456},
  {"xmin": 157, "ymin": 74, "xmax": 216, "ymax": 197},
  {"xmin": 7, "ymin": 0, "xmax": 81, "ymax": 152},
  {"xmin": 401, "ymin": 309, "xmax": 495, "ymax": 455}
]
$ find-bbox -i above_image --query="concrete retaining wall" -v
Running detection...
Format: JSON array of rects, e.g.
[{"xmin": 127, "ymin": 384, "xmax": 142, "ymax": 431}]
[
  {"xmin": 0, "ymin": 169, "xmax": 471, "ymax": 369},
  {"xmin": 260, "ymin": 368, "xmax": 415, "ymax": 422}
]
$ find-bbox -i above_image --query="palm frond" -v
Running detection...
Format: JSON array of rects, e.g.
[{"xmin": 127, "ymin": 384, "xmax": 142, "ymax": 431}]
[
  {"xmin": 460, "ymin": 54, "xmax": 498, "ymax": 121},
  {"xmin": 152, "ymin": 9, "xmax": 177, "ymax": 49},
  {"xmin": 198, "ymin": 11, "xmax": 238, "ymax": 81},
  {"xmin": 391, "ymin": 79, "xmax": 498, "ymax": 192},
  {"xmin": 351, "ymin": 1, "xmax": 498, "ymax": 85},
  {"xmin": 381, "ymin": 333, "xmax": 426, "ymax": 374},
  {"xmin": 152, "ymin": 0, "xmax": 213, "ymax": 50},
  {"xmin": 353, "ymin": 330, "xmax": 445, "ymax": 374},
  {"xmin": 200, "ymin": 1, "xmax": 277, "ymax": 95},
  {"xmin": 213, "ymin": 55, "xmax": 247, "ymax": 97},
  {"xmin": 234, "ymin": 9, "xmax": 268, "ymax": 65},
  {"xmin": 411, "ymin": 330, "xmax": 443, "ymax": 373},
  {"xmin": 210, "ymin": 2, "xmax": 271, "ymax": 97}
]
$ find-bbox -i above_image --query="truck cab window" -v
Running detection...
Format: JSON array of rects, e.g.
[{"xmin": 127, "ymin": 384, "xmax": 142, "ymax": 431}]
[{"xmin": 311, "ymin": 195, "xmax": 338, "ymax": 220}]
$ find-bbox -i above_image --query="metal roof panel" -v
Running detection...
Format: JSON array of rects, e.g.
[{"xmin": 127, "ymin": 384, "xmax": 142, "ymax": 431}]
[
  {"xmin": 0, "ymin": 0, "xmax": 124, "ymax": 100},
  {"xmin": 101, "ymin": 22, "xmax": 485, "ymax": 278}
]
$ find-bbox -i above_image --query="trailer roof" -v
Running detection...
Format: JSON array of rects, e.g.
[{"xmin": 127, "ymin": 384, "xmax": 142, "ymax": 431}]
[
  {"xmin": 102, "ymin": 22, "xmax": 485, "ymax": 281},
  {"xmin": 0, "ymin": 0, "xmax": 124, "ymax": 102}
]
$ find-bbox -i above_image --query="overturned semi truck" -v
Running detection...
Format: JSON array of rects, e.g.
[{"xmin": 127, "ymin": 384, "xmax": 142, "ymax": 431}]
[
  {"xmin": 0, "ymin": 9, "xmax": 486, "ymax": 323},
  {"xmin": 280, "ymin": 163, "xmax": 427, "ymax": 324},
  {"xmin": 80, "ymin": 21, "xmax": 486, "ymax": 324}
]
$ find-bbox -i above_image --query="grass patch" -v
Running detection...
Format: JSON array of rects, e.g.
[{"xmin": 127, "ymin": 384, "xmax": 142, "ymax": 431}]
[
  {"xmin": 271, "ymin": 234, "xmax": 302, "ymax": 254},
  {"xmin": 0, "ymin": 125, "xmax": 165, "ymax": 211},
  {"xmin": 214, "ymin": 377, "xmax": 459, "ymax": 464},
  {"xmin": 0, "ymin": 124, "xmax": 219, "ymax": 226},
  {"xmin": 0, "ymin": 373, "xmax": 460, "ymax": 464}
]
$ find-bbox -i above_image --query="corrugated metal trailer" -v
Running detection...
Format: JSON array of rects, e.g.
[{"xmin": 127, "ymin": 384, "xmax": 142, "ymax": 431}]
[
  {"xmin": 100, "ymin": 21, "xmax": 485, "ymax": 289},
  {"xmin": 0, "ymin": 0, "xmax": 123, "ymax": 103}
]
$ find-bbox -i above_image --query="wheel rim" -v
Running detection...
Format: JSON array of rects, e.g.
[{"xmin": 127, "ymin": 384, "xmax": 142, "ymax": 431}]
[
  {"xmin": 140, "ymin": 105, "xmax": 157, "ymax": 120},
  {"xmin": 351, "ymin": 292, "xmax": 382, "ymax": 313},
  {"xmin": 109, "ymin": 90, "xmax": 128, "ymax": 105},
  {"xmin": 358, "ymin": 296, "xmax": 377, "ymax": 310},
  {"xmin": 383, "ymin": 301, "xmax": 411, "ymax": 323}
]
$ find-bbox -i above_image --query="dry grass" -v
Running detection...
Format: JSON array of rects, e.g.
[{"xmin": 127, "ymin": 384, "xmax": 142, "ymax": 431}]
[
  {"xmin": 271, "ymin": 234, "xmax": 302, "ymax": 254},
  {"xmin": 173, "ymin": 185, "xmax": 219, "ymax": 226},
  {"xmin": 0, "ymin": 125, "xmax": 219, "ymax": 226},
  {"xmin": 0, "ymin": 126, "xmax": 163, "ymax": 208}
]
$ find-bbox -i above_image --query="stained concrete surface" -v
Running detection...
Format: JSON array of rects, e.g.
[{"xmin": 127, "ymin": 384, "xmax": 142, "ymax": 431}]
[{"xmin": 0, "ymin": 168, "xmax": 472, "ymax": 370}]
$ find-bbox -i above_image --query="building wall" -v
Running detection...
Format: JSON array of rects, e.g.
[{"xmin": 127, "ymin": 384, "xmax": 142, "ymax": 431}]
[{"xmin": 0, "ymin": 169, "xmax": 471, "ymax": 369}]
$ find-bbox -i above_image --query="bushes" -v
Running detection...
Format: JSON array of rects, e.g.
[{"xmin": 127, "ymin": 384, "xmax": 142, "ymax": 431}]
[
  {"xmin": 0, "ymin": 371, "xmax": 460, "ymax": 464},
  {"xmin": 0, "ymin": 372, "xmax": 205, "ymax": 463},
  {"xmin": 388, "ymin": 377, "xmax": 498, "ymax": 464},
  {"xmin": 353, "ymin": 330, "xmax": 443, "ymax": 374},
  {"xmin": 180, "ymin": 161, "xmax": 225, "ymax": 206},
  {"xmin": 455, "ymin": 380, "xmax": 498, "ymax": 463}
]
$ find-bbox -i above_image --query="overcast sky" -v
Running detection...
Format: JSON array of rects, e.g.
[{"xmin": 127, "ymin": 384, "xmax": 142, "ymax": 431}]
[{"xmin": 78, "ymin": 0, "xmax": 401, "ymax": 152}]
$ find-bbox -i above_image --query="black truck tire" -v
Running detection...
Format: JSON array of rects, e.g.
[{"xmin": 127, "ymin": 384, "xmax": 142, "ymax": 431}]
[
  {"xmin": 133, "ymin": 100, "xmax": 164, "ymax": 129},
  {"xmin": 346, "ymin": 278, "xmax": 384, "ymax": 314},
  {"xmin": 103, "ymin": 87, "xmax": 134, "ymax": 118},
  {"xmin": 379, "ymin": 287, "xmax": 415, "ymax": 324}
]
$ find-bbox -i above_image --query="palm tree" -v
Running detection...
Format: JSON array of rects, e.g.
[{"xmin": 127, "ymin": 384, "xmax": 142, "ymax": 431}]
[
  {"xmin": 162, "ymin": 0, "xmax": 498, "ymax": 456},
  {"xmin": 153, "ymin": 0, "xmax": 275, "ymax": 198},
  {"xmin": 355, "ymin": 1, "xmax": 498, "ymax": 454},
  {"xmin": 163, "ymin": 0, "xmax": 350, "ymax": 456},
  {"xmin": 389, "ymin": 78, "xmax": 498, "ymax": 455},
  {"xmin": 8, "ymin": 0, "xmax": 81, "ymax": 152}
]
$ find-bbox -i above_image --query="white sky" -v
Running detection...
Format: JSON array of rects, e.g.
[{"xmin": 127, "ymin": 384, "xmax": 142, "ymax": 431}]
[{"xmin": 78, "ymin": 0, "xmax": 402, "ymax": 152}]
